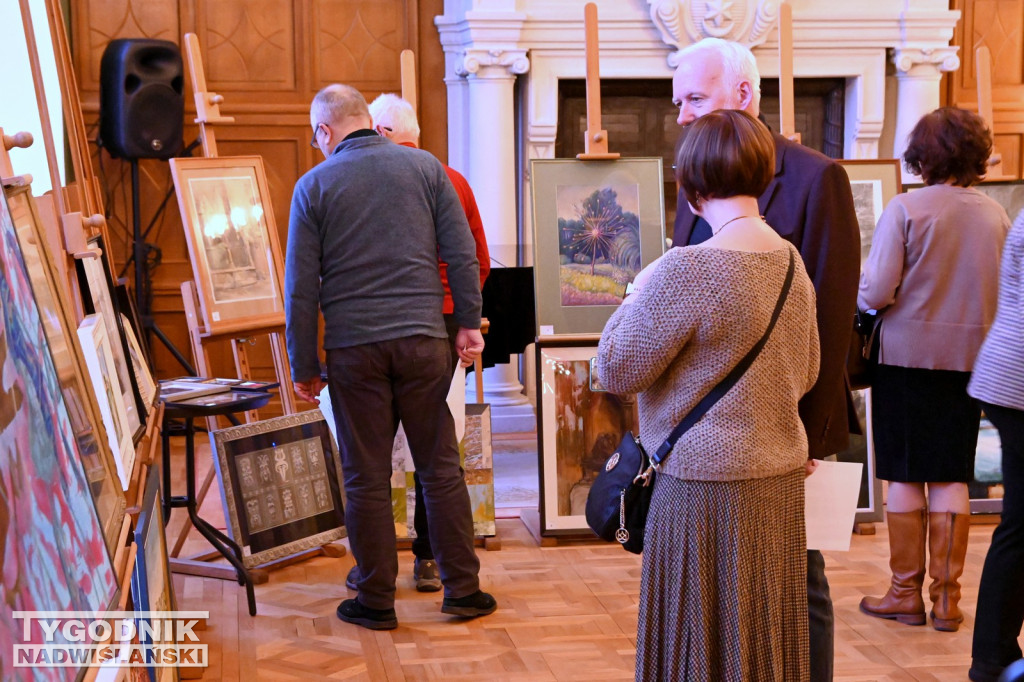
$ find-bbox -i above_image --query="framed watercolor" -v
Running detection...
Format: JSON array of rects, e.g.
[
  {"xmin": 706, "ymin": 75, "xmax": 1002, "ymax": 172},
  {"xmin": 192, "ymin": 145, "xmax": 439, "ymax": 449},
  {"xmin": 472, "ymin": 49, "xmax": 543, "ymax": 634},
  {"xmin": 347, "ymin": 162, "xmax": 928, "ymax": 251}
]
[
  {"xmin": 5, "ymin": 184, "xmax": 126, "ymax": 556},
  {"xmin": 210, "ymin": 410, "xmax": 346, "ymax": 568},
  {"xmin": 838, "ymin": 159, "xmax": 902, "ymax": 264},
  {"xmin": 0, "ymin": 189, "xmax": 120, "ymax": 682},
  {"xmin": 77, "ymin": 234, "xmax": 147, "ymax": 439},
  {"xmin": 131, "ymin": 465, "xmax": 179, "ymax": 682},
  {"xmin": 169, "ymin": 156, "xmax": 286, "ymax": 334},
  {"xmin": 530, "ymin": 158, "xmax": 666, "ymax": 336},
  {"xmin": 834, "ymin": 388, "xmax": 884, "ymax": 523},
  {"xmin": 78, "ymin": 314, "xmax": 136, "ymax": 489},
  {"xmin": 973, "ymin": 179, "xmax": 1024, "ymax": 226},
  {"xmin": 536, "ymin": 342, "xmax": 639, "ymax": 534}
]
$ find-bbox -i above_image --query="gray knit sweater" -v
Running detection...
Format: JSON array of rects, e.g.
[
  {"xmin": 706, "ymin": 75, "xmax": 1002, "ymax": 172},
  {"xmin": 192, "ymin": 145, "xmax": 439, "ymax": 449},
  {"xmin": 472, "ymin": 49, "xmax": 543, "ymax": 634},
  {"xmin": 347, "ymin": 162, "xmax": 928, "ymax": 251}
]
[
  {"xmin": 284, "ymin": 133, "xmax": 481, "ymax": 381},
  {"xmin": 597, "ymin": 245, "xmax": 819, "ymax": 482}
]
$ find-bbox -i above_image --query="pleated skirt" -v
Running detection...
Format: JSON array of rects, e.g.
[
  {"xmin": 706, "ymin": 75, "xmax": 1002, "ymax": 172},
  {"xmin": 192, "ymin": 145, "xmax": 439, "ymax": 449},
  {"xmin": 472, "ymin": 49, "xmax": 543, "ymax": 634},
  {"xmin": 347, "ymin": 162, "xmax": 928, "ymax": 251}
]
[{"xmin": 636, "ymin": 469, "xmax": 808, "ymax": 682}]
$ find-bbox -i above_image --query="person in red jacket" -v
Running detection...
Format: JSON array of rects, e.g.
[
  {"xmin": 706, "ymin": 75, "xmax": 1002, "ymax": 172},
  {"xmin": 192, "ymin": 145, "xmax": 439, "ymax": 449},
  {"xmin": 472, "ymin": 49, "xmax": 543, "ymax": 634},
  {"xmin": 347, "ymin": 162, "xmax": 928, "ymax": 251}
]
[{"xmin": 338, "ymin": 92, "xmax": 490, "ymax": 593}]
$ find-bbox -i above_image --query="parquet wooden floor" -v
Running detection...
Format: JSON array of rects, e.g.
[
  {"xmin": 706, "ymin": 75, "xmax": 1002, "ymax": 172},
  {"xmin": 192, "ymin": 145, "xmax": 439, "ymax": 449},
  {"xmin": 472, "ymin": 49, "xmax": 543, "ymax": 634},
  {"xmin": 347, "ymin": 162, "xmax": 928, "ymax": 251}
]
[{"xmin": 166, "ymin": 441, "xmax": 1021, "ymax": 681}]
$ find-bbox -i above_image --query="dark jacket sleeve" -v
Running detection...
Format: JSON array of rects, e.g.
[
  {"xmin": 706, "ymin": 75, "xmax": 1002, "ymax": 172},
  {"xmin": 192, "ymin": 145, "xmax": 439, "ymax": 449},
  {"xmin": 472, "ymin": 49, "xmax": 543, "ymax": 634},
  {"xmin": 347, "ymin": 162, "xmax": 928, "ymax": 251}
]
[
  {"xmin": 284, "ymin": 178, "xmax": 323, "ymax": 382},
  {"xmin": 433, "ymin": 167, "xmax": 482, "ymax": 329},
  {"xmin": 797, "ymin": 160, "xmax": 860, "ymax": 457}
]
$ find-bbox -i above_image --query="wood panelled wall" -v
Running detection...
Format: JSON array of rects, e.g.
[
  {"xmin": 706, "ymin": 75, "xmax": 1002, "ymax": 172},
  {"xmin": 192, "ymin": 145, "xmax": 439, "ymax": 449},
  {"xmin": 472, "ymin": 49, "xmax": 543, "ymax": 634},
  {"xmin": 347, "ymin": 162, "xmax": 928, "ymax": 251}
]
[
  {"xmin": 71, "ymin": 0, "xmax": 447, "ymax": 407},
  {"xmin": 948, "ymin": 0, "xmax": 1024, "ymax": 179}
]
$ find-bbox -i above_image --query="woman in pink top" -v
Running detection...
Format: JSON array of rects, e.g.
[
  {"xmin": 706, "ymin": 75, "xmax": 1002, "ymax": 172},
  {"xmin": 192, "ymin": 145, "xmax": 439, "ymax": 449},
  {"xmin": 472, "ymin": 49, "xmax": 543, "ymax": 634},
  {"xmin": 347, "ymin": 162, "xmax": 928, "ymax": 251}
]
[{"xmin": 858, "ymin": 108, "xmax": 1010, "ymax": 633}]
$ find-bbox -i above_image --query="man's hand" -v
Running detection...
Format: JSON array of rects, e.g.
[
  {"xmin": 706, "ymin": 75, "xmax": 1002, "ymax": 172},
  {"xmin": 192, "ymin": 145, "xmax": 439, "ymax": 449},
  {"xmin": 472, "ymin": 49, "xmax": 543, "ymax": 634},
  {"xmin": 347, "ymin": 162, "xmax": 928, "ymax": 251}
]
[
  {"xmin": 294, "ymin": 376, "xmax": 326, "ymax": 404},
  {"xmin": 454, "ymin": 327, "xmax": 485, "ymax": 368}
]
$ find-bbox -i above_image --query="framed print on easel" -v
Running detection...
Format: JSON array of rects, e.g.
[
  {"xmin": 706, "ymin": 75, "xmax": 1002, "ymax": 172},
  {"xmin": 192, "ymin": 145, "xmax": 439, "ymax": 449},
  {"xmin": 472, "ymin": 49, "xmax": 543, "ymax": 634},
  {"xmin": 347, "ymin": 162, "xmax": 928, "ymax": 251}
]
[
  {"xmin": 530, "ymin": 158, "xmax": 666, "ymax": 336},
  {"xmin": 837, "ymin": 159, "xmax": 902, "ymax": 263},
  {"xmin": 169, "ymin": 155, "xmax": 286, "ymax": 335}
]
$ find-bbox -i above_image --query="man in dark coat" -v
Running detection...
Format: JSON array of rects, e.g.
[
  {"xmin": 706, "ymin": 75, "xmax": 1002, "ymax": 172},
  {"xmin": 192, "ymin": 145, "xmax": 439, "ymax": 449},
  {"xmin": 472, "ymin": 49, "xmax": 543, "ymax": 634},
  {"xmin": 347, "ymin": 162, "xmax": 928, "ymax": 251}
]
[{"xmin": 671, "ymin": 38, "xmax": 860, "ymax": 682}]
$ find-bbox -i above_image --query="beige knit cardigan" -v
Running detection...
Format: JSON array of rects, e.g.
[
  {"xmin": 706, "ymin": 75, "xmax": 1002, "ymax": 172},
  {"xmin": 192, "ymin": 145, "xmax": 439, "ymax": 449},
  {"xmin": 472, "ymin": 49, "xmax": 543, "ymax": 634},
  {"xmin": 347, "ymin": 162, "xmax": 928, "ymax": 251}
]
[{"xmin": 596, "ymin": 244, "xmax": 819, "ymax": 482}]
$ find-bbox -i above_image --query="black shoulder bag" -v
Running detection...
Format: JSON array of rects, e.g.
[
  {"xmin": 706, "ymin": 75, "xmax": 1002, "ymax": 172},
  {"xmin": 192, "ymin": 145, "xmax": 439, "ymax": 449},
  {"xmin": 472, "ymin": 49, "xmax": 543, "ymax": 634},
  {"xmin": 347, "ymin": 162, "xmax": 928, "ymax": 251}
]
[{"xmin": 585, "ymin": 250, "xmax": 796, "ymax": 554}]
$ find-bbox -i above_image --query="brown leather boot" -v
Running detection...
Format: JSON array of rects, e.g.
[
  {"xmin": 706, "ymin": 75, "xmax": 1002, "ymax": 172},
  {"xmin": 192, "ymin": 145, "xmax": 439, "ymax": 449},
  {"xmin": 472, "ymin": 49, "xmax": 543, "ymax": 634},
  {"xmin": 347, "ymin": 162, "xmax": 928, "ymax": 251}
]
[
  {"xmin": 859, "ymin": 508, "xmax": 927, "ymax": 625},
  {"xmin": 927, "ymin": 511, "xmax": 970, "ymax": 632}
]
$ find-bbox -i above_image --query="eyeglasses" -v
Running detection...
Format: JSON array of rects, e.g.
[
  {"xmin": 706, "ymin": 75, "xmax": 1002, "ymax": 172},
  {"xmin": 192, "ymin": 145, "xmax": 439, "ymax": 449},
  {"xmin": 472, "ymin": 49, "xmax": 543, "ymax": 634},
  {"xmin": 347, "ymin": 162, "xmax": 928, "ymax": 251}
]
[{"xmin": 310, "ymin": 123, "xmax": 323, "ymax": 148}]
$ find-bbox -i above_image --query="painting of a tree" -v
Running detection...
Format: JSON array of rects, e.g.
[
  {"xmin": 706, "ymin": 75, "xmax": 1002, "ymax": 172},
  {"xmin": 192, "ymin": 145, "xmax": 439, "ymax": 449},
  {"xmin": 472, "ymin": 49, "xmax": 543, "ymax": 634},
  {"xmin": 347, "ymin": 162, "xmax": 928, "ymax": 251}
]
[{"xmin": 556, "ymin": 185, "xmax": 641, "ymax": 306}]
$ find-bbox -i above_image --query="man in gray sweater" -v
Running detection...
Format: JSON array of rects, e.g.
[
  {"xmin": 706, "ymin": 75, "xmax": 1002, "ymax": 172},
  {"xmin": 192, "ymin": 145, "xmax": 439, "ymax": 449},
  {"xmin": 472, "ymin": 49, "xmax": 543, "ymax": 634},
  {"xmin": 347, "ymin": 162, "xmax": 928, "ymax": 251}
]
[{"xmin": 285, "ymin": 83, "xmax": 495, "ymax": 630}]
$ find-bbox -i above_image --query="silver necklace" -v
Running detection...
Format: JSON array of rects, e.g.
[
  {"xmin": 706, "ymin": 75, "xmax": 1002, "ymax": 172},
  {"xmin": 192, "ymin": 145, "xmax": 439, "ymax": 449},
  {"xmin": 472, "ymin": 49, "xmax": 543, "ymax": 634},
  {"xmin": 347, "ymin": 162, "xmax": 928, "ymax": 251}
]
[{"xmin": 712, "ymin": 214, "xmax": 759, "ymax": 235}]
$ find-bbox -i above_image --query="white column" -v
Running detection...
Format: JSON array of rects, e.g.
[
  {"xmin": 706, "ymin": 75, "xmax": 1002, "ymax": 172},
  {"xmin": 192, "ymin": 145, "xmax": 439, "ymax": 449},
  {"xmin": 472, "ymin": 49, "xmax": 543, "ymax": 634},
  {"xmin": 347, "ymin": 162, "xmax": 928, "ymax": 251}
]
[
  {"xmin": 892, "ymin": 47, "xmax": 960, "ymax": 182},
  {"xmin": 447, "ymin": 47, "xmax": 535, "ymax": 430}
]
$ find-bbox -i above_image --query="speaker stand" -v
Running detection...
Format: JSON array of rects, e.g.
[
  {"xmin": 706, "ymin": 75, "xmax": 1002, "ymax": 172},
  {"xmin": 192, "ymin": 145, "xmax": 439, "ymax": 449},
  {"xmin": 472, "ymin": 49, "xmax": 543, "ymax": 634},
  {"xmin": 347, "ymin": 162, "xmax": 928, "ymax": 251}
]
[{"xmin": 129, "ymin": 158, "xmax": 196, "ymax": 375}]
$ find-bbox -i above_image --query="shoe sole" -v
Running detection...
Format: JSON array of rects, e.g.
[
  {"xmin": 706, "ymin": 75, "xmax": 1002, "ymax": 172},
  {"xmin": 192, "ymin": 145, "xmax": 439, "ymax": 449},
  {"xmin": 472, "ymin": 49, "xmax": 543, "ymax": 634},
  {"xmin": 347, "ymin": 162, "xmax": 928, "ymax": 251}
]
[
  {"xmin": 441, "ymin": 603, "xmax": 497, "ymax": 618},
  {"xmin": 858, "ymin": 603, "xmax": 926, "ymax": 625},
  {"xmin": 337, "ymin": 612, "xmax": 398, "ymax": 630},
  {"xmin": 415, "ymin": 580, "xmax": 442, "ymax": 593}
]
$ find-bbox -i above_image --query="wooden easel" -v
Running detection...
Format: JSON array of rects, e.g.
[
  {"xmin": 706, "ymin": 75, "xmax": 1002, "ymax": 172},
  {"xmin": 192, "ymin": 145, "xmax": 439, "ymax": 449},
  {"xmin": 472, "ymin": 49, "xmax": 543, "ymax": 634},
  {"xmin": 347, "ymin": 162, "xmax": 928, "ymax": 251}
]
[
  {"xmin": 976, "ymin": 46, "xmax": 1011, "ymax": 181},
  {"xmin": 577, "ymin": 3, "xmax": 619, "ymax": 161},
  {"xmin": 778, "ymin": 2, "xmax": 801, "ymax": 144},
  {"xmin": 169, "ymin": 33, "xmax": 343, "ymax": 584}
]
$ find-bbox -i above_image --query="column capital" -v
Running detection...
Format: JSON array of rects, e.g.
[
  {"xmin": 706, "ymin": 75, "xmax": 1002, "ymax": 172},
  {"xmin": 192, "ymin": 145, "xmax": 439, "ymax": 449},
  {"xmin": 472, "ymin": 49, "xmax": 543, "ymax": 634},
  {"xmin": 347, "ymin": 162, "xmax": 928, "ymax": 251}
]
[
  {"xmin": 454, "ymin": 48, "xmax": 530, "ymax": 78},
  {"xmin": 892, "ymin": 46, "xmax": 960, "ymax": 76}
]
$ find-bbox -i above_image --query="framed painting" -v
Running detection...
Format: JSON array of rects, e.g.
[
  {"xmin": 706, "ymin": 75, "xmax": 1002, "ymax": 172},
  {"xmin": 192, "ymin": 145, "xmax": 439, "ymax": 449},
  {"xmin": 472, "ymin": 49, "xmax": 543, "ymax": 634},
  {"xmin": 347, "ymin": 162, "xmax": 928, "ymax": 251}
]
[
  {"xmin": 210, "ymin": 410, "xmax": 346, "ymax": 568},
  {"xmin": 536, "ymin": 342, "xmax": 638, "ymax": 534},
  {"xmin": 0, "ymin": 190, "xmax": 120, "ymax": 682},
  {"xmin": 530, "ymin": 158, "xmax": 666, "ymax": 336},
  {"xmin": 838, "ymin": 159, "xmax": 902, "ymax": 264},
  {"xmin": 76, "ymin": 235, "xmax": 146, "ymax": 439},
  {"xmin": 169, "ymin": 156, "xmax": 286, "ymax": 334},
  {"xmin": 78, "ymin": 314, "xmax": 136, "ymax": 489},
  {"xmin": 5, "ymin": 184, "xmax": 126, "ymax": 556},
  {"xmin": 131, "ymin": 465, "xmax": 179, "ymax": 682},
  {"xmin": 972, "ymin": 412, "xmax": 1004, "ymax": 514}
]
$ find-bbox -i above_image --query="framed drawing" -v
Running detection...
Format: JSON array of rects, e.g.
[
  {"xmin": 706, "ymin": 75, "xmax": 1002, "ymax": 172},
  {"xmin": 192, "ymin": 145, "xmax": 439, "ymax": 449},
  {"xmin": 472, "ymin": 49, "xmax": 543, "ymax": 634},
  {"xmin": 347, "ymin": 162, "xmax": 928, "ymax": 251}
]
[
  {"xmin": 0, "ymin": 190, "xmax": 120, "ymax": 681},
  {"xmin": 536, "ymin": 342, "xmax": 638, "ymax": 534},
  {"xmin": 973, "ymin": 179, "xmax": 1024, "ymax": 225},
  {"xmin": 530, "ymin": 158, "xmax": 666, "ymax": 335},
  {"xmin": 838, "ymin": 159, "xmax": 902, "ymax": 264},
  {"xmin": 131, "ymin": 465, "xmax": 179, "ymax": 682},
  {"xmin": 5, "ymin": 184, "xmax": 126, "ymax": 555},
  {"xmin": 169, "ymin": 156, "xmax": 286, "ymax": 334},
  {"xmin": 210, "ymin": 410, "xmax": 346, "ymax": 568},
  {"xmin": 834, "ymin": 388, "xmax": 883, "ymax": 523},
  {"xmin": 77, "ymin": 235, "xmax": 146, "ymax": 438},
  {"xmin": 79, "ymin": 314, "xmax": 136, "ymax": 489},
  {"xmin": 972, "ymin": 412, "xmax": 1004, "ymax": 514}
]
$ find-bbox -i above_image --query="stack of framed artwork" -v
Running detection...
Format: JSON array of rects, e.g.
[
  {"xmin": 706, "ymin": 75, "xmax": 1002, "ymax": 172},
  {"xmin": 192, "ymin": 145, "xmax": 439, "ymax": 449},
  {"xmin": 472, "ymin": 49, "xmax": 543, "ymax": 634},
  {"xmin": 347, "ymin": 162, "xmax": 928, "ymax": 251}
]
[{"xmin": 528, "ymin": 157, "xmax": 666, "ymax": 537}]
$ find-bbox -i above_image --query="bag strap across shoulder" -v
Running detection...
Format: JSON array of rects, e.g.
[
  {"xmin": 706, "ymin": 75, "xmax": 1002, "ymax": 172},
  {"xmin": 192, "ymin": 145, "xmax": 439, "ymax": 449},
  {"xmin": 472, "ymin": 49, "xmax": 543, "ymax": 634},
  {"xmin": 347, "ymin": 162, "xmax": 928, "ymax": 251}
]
[{"xmin": 651, "ymin": 249, "xmax": 796, "ymax": 466}]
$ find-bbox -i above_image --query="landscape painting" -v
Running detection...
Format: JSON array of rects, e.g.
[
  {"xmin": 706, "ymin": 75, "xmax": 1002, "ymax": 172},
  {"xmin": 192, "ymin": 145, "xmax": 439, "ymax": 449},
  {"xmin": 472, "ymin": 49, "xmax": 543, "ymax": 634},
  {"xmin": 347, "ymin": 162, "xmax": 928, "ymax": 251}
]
[{"xmin": 555, "ymin": 184, "xmax": 641, "ymax": 306}]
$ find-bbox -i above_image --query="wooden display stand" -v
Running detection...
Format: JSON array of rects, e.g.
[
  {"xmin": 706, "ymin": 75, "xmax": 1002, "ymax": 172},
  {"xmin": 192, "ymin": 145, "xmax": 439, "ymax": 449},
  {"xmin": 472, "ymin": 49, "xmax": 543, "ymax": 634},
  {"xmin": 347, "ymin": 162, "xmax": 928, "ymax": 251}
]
[
  {"xmin": 778, "ymin": 2, "xmax": 801, "ymax": 144},
  {"xmin": 976, "ymin": 46, "xmax": 1013, "ymax": 181},
  {"xmin": 167, "ymin": 34, "xmax": 343, "ymax": 588}
]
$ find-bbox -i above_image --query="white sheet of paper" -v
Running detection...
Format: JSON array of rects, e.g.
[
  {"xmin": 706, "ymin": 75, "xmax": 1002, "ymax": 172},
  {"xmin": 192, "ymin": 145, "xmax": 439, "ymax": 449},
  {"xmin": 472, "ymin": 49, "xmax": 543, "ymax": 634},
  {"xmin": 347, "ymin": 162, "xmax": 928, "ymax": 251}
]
[
  {"xmin": 805, "ymin": 460, "xmax": 864, "ymax": 552},
  {"xmin": 317, "ymin": 384, "xmax": 338, "ymax": 451}
]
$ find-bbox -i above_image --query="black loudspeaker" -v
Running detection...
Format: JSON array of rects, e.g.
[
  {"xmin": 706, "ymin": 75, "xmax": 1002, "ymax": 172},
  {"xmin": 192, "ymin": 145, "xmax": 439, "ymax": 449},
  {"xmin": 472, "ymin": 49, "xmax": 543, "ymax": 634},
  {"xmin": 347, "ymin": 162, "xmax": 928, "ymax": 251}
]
[{"xmin": 100, "ymin": 39, "xmax": 184, "ymax": 160}]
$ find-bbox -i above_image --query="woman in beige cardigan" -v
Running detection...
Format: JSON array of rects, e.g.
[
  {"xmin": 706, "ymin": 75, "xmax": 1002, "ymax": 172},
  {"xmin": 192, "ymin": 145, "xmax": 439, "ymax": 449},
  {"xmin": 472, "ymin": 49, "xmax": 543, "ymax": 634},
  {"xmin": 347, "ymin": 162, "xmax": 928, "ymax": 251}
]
[
  {"xmin": 858, "ymin": 107, "xmax": 1010, "ymax": 632},
  {"xmin": 597, "ymin": 110, "xmax": 819, "ymax": 681}
]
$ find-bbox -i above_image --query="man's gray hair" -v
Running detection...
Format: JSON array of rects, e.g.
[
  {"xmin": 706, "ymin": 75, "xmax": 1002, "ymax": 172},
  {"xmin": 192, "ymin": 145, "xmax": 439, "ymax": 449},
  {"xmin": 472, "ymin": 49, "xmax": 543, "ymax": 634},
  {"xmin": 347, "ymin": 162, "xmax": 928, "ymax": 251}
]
[
  {"xmin": 679, "ymin": 38, "xmax": 761, "ymax": 111},
  {"xmin": 368, "ymin": 93, "xmax": 420, "ymax": 138},
  {"xmin": 311, "ymin": 84, "xmax": 370, "ymax": 125}
]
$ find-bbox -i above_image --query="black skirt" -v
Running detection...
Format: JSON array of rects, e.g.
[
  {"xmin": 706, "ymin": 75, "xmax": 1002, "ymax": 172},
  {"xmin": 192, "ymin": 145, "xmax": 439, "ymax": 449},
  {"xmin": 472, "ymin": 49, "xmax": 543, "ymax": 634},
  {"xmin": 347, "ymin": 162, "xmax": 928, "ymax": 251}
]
[{"xmin": 870, "ymin": 364, "xmax": 980, "ymax": 483}]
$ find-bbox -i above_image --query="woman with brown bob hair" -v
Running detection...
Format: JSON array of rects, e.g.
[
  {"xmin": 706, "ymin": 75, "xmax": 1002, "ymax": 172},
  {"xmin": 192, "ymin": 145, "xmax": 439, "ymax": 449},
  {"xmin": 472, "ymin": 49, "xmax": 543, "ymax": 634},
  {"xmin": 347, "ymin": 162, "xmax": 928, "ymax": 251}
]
[
  {"xmin": 598, "ymin": 109, "xmax": 819, "ymax": 680},
  {"xmin": 859, "ymin": 107, "xmax": 1010, "ymax": 633}
]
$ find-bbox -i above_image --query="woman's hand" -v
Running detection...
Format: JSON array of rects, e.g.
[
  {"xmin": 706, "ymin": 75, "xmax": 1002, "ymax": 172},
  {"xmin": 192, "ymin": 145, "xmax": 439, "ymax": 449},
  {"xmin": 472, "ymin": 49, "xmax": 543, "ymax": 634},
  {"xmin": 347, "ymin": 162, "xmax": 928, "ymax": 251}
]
[{"xmin": 804, "ymin": 458, "xmax": 819, "ymax": 478}]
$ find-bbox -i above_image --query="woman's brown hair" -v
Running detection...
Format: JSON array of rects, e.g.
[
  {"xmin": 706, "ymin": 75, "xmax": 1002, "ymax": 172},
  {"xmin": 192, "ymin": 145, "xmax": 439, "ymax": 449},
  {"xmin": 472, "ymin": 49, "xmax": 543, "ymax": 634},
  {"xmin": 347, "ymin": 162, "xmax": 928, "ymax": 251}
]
[{"xmin": 903, "ymin": 107, "xmax": 992, "ymax": 186}]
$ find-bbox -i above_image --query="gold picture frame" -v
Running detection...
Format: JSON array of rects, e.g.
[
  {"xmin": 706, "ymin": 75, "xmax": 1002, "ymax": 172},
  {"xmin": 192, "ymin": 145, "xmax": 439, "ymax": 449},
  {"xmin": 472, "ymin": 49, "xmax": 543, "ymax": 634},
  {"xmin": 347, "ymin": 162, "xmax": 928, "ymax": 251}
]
[{"xmin": 170, "ymin": 156, "xmax": 286, "ymax": 335}]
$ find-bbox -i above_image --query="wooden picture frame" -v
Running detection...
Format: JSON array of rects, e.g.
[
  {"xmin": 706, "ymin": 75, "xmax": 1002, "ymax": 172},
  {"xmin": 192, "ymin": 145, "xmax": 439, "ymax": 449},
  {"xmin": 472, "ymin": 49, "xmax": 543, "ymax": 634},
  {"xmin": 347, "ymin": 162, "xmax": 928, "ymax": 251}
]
[
  {"xmin": 131, "ymin": 465, "xmax": 179, "ymax": 682},
  {"xmin": 0, "ymin": 188, "xmax": 120, "ymax": 674},
  {"xmin": 838, "ymin": 159, "xmax": 902, "ymax": 264},
  {"xmin": 210, "ymin": 410, "xmax": 346, "ymax": 568},
  {"xmin": 536, "ymin": 342, "xmax": 638, "ymax": 535},
  {"xmin": 5, "ymin": 183, "xmax": 126, "ymax": 555},
  {"xmin": 530, "ymin": 158, "xmax": 666, "ymax": 336},
  {"xmin": 76, "ymin": 234, "xmax": 147, "ymax": 440},
  {"xmin": 169, "ymin": 156, "xmax": 286, "ymax": 335},
  {"xmin": 78, "ymin": 314, "xmax": 136, "ymax": 489}
]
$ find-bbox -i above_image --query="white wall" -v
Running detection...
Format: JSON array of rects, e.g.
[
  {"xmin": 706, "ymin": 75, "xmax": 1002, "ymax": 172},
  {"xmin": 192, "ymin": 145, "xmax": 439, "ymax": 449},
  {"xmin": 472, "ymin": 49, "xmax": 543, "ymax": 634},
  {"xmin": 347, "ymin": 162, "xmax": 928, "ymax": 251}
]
[{"xmin": 0, "ymin": 0, "xmax": 65, "ymax": 194}]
